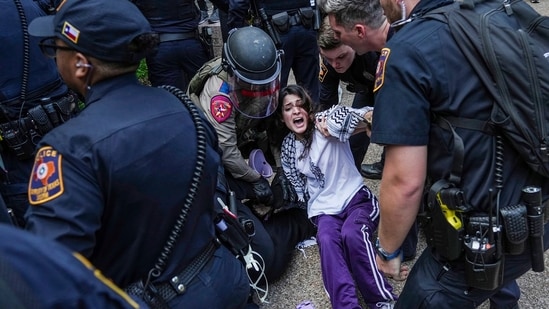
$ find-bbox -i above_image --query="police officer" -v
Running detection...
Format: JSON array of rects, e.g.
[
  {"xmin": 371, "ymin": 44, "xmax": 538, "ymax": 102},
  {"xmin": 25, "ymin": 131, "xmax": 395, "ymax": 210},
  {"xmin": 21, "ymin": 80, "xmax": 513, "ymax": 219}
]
[
  {"xmin": 0, "ymin": 224, "xmax": 147, "ymax": 309},
  {"xmin": 188, "ymin": 26, "xmax": 316, "ymax": 289},
  {"xmin": 227, "ymin": 0, "xmax": 321, "ymax": 103},
  {"xmin": 318, "ymin": 14, "xmax": 387, "ymax": 178},
  {"xmin": 317, "ymin": 16, "xmax": 379, "ymax": 170},
  {"xmin": 0, "ymin": 0, "xmax": 75, "ymax": 227},
  {"xmin": 330, "ymin": 0, "xmax": 548, "ymax": 308},
  {"xmin": 25, "ymin": 0, "xmax": 249, "ymax": 308},
  {"xmin": 131, "ymin": 0, "xmax": 211, "ymax": 91},
  {"xmin": 317, "ymin": 12, "xmax": 418, "ymax": 262},
  {"xmin": 189, "ymin": 26, "xmax": 281, "ymax": 207}
]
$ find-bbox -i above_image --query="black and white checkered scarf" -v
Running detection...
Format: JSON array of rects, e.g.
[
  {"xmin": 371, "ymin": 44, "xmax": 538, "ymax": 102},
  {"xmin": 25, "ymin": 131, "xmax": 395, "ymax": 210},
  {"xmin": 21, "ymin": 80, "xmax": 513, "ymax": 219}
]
[{"xmin": 281, "ymin": 105, "xmax": 372, "ymax": 203}]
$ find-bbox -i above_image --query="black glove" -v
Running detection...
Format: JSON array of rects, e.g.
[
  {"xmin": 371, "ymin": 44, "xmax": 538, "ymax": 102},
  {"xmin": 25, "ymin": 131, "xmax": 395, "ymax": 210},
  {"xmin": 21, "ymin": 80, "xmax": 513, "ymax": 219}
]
[
  {"xmin": 251, "ymin": 176, "xmax": 273, "ymax": 206},
  {"xmin": 270, "ymin": 167, "xmax": 299, "ymax": 209}
]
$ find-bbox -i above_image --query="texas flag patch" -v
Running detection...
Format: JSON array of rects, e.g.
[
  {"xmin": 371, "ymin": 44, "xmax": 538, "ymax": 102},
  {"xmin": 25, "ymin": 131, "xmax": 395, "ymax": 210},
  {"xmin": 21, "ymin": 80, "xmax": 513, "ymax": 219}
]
[
  {"xmin": 62, "ymin": 21, "xmax": 80, "ymax": 43},
  {"xmin": 29, "ymin": 146, "xmax": 64, "ymax": 205},
  {"xmin": 210, "ymin": 95, "xmax": 232, "ymax": 123}
]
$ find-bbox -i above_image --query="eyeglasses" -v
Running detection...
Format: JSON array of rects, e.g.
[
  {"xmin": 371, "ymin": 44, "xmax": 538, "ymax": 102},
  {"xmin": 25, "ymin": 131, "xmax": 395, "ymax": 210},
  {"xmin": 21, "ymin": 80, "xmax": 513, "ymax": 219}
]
[{"xmin": 38, "ymin": 38, "xmax": 75, "ymax": 58}]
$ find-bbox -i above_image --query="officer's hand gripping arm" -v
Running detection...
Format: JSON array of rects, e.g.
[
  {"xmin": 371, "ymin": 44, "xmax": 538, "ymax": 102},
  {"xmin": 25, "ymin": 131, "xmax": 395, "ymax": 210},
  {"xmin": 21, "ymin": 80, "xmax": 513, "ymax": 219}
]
[
  {"xmin": 270, "ymin": 167, "xmax": 299, "ymax": 209},
  {"xmin": 251, "ymin": 176, "xmax": 273, "ymax": 206}
]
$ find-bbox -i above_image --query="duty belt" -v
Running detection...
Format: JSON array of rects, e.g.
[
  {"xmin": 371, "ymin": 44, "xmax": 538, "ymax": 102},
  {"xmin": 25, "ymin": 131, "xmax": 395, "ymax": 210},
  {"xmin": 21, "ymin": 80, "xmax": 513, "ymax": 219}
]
[
  {"xmin": 125, "ymin": 239, "xmax": 220, "ymax": 303},
  {"xmin": 159, "ymin": 31, "xmax": 198, "ymax": 43}
]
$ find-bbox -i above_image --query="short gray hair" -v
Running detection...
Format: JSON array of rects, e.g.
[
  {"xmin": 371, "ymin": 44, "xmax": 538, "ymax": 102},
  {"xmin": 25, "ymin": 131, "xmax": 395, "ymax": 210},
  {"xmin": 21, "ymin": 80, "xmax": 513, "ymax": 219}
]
[{"xmin": 318, "ymin": 0, "xmax": 386, "ymax": 30}]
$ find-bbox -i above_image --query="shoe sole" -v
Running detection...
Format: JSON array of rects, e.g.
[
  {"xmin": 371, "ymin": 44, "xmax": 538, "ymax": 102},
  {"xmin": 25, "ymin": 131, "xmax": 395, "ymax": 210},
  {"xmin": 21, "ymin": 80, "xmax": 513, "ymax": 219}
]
[{"xmin": 361, "ymin": 173, "xmax": 382, "ymax": 180}]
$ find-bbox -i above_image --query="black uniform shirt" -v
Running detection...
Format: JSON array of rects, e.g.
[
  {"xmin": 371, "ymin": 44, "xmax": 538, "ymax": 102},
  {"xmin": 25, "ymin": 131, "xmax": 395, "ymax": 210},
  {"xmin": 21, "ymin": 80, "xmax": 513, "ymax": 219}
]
[
  {"xmin": 132, "ymin": 0, "xmax": 200, "ymax": 33},
  {"xmin": 25, "ymin": 73, "xmax": 221, "ymax": 287},
  {"xmin": 371, "ymin": 0, "xmax": 548, "ymax": 211},
  {"xmin": 319, "ymin": 51, "xmax": 379, "ymax": 110}
]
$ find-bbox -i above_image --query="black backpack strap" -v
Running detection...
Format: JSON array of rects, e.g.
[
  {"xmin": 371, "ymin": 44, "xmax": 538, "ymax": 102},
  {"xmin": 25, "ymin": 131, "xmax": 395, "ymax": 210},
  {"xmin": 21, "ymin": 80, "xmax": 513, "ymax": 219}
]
[
  {"xmin": 444, "ymin": 116, "xmax": 496, "ymax": 136},
  {"xmin": 433, "ymin": 114, "xmax": 465, "ymax": 185}
]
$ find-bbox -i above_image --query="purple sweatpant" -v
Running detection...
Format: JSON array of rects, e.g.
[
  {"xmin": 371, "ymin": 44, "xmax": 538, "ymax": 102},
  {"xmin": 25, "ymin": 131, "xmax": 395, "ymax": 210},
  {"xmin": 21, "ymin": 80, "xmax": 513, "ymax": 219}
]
[{"xmin": 314, "ymin": 186, "xmax": 396, "ymax": 309}]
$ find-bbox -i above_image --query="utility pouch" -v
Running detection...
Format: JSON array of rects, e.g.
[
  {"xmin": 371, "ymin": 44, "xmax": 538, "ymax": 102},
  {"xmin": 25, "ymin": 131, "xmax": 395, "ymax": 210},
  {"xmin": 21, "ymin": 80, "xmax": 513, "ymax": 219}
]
[
  {"xmin": 425, "ymin": 180, "xmax": 465, "ymax": 261},
  {"xmin": 465, "ymin": 254, "xmax": 503, "ymax": 290},
  {"xmin": 463, "ymin": 214, "xmax": 504, "ymax": 290},
  {"xmin": 198, "ymin": 27, "xmax": 215, "ymax": 60},
  {"xmin": 272, "ymin": 11, "xmax": 290, "ymax": 34},
  {"xmin": 298, "ymin": 7, "xmax": 314, "ymax": 28},
  {"xmin": 499, "ymin": 204, "xmax": 528, "ymax": 255},
  {"xmin": 214, "ymin": 212, "xmax": 251, "ymax": 258}
]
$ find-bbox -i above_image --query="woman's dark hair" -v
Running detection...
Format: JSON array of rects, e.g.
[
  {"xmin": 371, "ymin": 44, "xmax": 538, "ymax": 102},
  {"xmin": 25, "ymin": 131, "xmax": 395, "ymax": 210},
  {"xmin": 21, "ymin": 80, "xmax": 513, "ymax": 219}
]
[{"xmin": 274, "ymin": 84, "xmax": 317, "ymax": 159}]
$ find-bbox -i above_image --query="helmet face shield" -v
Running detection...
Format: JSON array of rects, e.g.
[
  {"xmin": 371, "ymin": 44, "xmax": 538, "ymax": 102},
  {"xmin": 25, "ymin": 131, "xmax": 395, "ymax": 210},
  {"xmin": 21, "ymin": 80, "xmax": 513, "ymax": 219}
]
[
  {"xmin": 223, "ymin": 26, "xmax": 283, "ymax": 119},
  {"xmin": 228, "ymin": 65, "xmax": 281, "ymax": 119}
]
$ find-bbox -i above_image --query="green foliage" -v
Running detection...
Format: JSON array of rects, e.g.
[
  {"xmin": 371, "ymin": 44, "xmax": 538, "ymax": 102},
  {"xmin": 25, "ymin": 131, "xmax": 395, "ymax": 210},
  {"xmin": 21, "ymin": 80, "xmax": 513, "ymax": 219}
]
[{"xmin": 136, "ymin": 59, "xmax": 150, "ymax": 85}]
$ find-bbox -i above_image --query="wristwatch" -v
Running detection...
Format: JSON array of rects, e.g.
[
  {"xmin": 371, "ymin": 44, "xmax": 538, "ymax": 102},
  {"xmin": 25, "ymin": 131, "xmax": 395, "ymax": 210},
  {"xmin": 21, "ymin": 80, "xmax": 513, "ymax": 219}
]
[{"xmin": 375, "ymin": 238, "xmax": 402, "ymax": 261}]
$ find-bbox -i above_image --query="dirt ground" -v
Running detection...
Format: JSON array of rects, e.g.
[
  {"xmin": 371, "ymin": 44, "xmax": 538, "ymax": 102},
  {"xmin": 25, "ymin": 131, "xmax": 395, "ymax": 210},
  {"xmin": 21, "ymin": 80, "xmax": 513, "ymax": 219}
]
[{"xmin": 257, "ymin": 2, "xmax": 549, "ymax": 308}]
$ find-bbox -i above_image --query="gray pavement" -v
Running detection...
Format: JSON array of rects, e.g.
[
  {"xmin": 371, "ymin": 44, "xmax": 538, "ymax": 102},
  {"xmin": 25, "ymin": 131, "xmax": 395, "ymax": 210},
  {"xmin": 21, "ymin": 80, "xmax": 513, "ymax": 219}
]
[{"xmin": 259, "ymin": 2, "xmax": 549, "ymax": 307}]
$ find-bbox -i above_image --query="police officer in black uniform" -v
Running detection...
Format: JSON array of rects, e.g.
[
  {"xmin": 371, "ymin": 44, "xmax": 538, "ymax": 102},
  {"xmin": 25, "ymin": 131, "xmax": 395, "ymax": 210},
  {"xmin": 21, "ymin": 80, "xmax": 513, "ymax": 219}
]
[
  {"xmin": 25, "ymin": 0, "xmax": 249, "ymax": 308},
  {"xmin": 131, "ymin": 0, "xmax": 211, "ymax": 91},
  {"xmin": 367, "ymin": 0, "xmax": 549, "ymax": 307},
  {"xmin": 0, "ymin": 224, "xmax": 147, "ymax": 309},
  {"xmin": 227, "ymin": 0, "xmax": 321, "ymax": 103},
  {"xmin": 0, "ymin": 0, "xmax": 75, "ymax": 226},
  {"xmin": 317, "ymin": 17, "xmax": 380, "ymax": 170}
]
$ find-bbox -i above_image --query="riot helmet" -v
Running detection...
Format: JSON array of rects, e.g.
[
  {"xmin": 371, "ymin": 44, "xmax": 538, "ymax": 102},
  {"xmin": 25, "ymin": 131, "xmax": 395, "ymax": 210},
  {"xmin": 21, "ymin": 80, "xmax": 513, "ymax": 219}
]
[{"xmin": 223, "ymin": 26, "xmax": 282, "ymax": 118}]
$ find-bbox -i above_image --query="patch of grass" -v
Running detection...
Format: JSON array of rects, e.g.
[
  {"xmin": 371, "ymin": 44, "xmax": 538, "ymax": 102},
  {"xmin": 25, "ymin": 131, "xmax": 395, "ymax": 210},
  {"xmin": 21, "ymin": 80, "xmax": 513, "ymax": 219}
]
[{"xmin": 136, "ymin": 59, "xmax": 150, "ymax": 85}]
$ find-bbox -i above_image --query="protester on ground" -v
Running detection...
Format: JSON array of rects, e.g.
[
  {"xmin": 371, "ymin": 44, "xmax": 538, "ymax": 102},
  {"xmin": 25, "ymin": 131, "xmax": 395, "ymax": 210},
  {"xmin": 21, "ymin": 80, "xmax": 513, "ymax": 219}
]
[{"xmin": 278, "ymin": 84, "xmax": 398, "ymax": 309}]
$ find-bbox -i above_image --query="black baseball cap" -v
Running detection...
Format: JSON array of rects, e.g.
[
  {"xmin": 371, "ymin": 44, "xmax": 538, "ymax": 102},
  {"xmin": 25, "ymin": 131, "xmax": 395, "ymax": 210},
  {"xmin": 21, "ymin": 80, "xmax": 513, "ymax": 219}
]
[{"xmin": 28, "ymin": 0, "xmax": 152, "ymax": 63}]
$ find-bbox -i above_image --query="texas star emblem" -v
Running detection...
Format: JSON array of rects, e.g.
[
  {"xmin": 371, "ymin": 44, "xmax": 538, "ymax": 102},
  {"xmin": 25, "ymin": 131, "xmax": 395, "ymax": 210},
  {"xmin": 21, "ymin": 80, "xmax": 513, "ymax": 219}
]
[{"xmin": 210, "ymin": 95, "xmax": 233, "ymax": 123}]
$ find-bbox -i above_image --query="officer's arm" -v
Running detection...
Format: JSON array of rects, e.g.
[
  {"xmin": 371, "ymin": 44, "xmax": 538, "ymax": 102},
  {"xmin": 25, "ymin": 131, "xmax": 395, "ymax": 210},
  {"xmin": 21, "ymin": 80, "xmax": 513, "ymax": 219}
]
[
  {"xmin": 216, "ymin": 113, "xmax": 262, "ymax": 182},
  {"xmin": 318, "ymin": 58, "xmax": 341, "ymax": 111},
  {"xmin": 25, "ymin": 146, "xmax": 102, "ymax": 257},
  {"xmin": 210, "ymin": 0, "xmax": 229, "ymax": 13},
  {"xmin": 377, "ymin": 145, "xmax": 426, "ymax": 253},
  {"xmin": 227, "ymin": 0, "xmax": 250, "ymax": 29},
  {"xmin": 196, "ymin": 76, "xmax": 262, "ymax": 183}
]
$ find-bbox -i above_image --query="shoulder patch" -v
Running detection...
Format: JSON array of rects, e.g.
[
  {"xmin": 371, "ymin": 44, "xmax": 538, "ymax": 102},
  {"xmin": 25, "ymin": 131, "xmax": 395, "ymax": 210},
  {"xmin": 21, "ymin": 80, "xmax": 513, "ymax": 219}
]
[
  {"xmin": 29, "ymin": 146, "xmax": 64, "ymax": 205},
  {"xmin": 210, "ymin": 95, "xmax": 233, "ymax": 123},
  {"xmin": 374, "ymin": 48, "xmax": 390, "ymax": 92},
  {"xmin": 319, "ymin": 60, "xmax": 328, "ymax": 82}
]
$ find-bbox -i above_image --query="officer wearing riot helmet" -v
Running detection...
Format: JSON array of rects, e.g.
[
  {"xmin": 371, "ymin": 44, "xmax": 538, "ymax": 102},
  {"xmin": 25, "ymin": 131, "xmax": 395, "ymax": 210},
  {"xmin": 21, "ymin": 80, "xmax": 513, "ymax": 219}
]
[
  {"xmin": 188, "ymin": 26, "xmax": 316, "ymax": 292},
  {"xmin": 190, "ymin": 26, "xmax": 282, "ymax": 206},
  {"xmin": 0, "ymin": 0, "xmax": 76, "ymax": 227},
  {"xmin": 227, "ymin": 0, "xmax": 321, "ymax": 103},
  {"xmin": 25, "ymin": 0, "xmax": 250, "ymax": 308}
]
